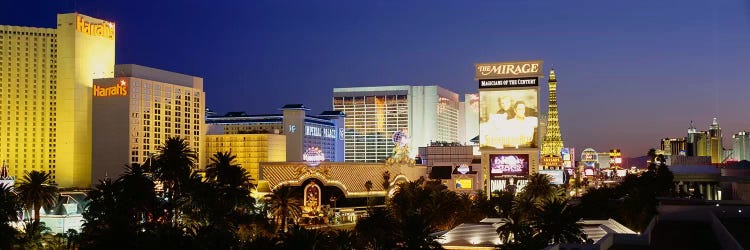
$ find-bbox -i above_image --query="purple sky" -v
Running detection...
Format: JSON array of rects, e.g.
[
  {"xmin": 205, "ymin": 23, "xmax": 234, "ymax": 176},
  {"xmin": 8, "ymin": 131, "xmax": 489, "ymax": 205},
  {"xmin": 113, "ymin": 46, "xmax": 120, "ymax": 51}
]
[{"xmin": 3, "ymin": 0, "xmax": 750, "ymax": 156}]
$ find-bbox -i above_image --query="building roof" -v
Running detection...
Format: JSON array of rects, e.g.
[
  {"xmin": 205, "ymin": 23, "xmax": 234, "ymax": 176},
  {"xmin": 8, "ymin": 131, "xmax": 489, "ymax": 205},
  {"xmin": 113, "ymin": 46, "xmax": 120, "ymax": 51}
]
[
  {"xmin": 439, "ymin": 222, "xmax": 502, "ymax": 248},
  {"xmin": 280, "ymin": 104, "xmax": 310, "ymax": 110},
  {"xmin": 668, "ymin": 165, "xmax": 721, "ymax": 175},
  {"xmin": 224, "ymin": 111, "xmax": 248, "ymax": 117},
  {"xmin": 579, "ymin": 219, "xmax": 638, "ymax": 242},
  {"xmin": 318, "ymin": 110, "xmax": 346, "ymax": 117},
  {"xmin": 206, "ymin": 114, "xmax": 337, "ymax": 127},
  {"xmin": 115, "ymin": 64, "xmax": 203, "ymax": 89},
  {"xmin": 438, "ymin": 218, "xmax": 636, "ymax": 249},
  {"xmin": 259, "ymin": 162, "xmax": 428, "ymax": 197}
]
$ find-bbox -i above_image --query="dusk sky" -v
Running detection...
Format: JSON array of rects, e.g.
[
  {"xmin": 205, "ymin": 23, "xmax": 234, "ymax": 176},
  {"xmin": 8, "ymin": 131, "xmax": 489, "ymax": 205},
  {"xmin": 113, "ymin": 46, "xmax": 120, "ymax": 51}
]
[{"xmin": 3, "ymin": 0, "xmax": 750, "ymax": 157}]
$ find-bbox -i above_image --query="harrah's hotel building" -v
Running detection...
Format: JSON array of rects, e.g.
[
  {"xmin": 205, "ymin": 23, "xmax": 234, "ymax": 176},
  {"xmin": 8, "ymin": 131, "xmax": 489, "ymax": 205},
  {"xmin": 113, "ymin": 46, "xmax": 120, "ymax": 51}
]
[{"xmin": 0, "ymin": 13, "xmax": 204, "ymax": 188}]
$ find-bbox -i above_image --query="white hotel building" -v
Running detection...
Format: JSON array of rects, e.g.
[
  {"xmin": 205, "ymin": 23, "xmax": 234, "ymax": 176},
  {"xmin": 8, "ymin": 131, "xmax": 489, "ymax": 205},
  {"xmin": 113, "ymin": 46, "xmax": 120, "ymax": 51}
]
[{"xmin": 333, "ymin": 85, "xmax": 459, "ymax": 162}]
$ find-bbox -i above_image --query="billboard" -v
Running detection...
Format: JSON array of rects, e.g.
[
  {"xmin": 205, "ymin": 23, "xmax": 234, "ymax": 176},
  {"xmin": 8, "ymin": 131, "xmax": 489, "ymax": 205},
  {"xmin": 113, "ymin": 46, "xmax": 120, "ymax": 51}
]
[
  {"xmin": 475, "ymin": 61, "xmax": 544, "ymax": 79},
  {"xmin": 479, "ymin": 88, "xmax": 539, "ymax": 148},
  {"xmin": 455, "ymin": 179, "xmax": 473, "ymax": 189},
  {"xmin": 489, "ymin": 154, "xmax": 529, "ymax": 177},
  {"xmin": 538, "ymin": 170, "xmax": 565, "ymax": 185}
]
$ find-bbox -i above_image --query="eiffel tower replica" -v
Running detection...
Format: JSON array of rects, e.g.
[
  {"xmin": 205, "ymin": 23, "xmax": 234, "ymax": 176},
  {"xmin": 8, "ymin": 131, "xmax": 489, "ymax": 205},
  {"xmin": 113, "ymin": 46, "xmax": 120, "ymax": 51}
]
[{"xmin": 541, "ymin": 69, "xmax": 564, "ymax": 168}]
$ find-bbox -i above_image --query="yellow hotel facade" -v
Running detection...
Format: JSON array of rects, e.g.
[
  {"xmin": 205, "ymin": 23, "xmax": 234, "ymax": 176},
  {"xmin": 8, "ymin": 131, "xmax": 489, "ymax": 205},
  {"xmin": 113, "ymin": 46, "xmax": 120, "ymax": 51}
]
[
  {"xmin": 204, "ymin": 134, "xmax": 286, "ymax": 185},
  {"xmin": 0, "ymin": 13, "xmax": 115, "ymax": 187}
]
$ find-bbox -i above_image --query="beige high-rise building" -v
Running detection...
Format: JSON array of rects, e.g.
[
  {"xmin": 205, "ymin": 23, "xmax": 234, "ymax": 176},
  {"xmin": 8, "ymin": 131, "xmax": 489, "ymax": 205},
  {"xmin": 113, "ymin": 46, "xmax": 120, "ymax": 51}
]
[
  {"xmin": 0, "ymin": 13, "xmax": 115, "ymax": 187},
  {"xmin": 92, "ymin": 64, "xmax": 205, "ymax": 183}
]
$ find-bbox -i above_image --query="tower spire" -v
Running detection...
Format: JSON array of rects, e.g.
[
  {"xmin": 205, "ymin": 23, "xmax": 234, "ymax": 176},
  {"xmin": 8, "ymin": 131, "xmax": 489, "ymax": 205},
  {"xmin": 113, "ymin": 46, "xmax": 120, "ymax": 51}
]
[{"xmin": 541, "ymin": 69, "xmax": 565, "ymax": 165}]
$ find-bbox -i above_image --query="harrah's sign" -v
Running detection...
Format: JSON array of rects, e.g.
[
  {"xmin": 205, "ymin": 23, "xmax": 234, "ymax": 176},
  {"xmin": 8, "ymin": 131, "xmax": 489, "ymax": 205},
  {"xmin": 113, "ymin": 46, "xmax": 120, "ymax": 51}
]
[
  {"xmin": 475, "ymin": 60, "xmax": 544, "ymax": 79},
  {"xmin": 76, "ymin": 15, "xmax": 115, "ymax": 40},
  {"xmin": 94, "ymin": 80, "xmax": 128, "ymax": 97}
]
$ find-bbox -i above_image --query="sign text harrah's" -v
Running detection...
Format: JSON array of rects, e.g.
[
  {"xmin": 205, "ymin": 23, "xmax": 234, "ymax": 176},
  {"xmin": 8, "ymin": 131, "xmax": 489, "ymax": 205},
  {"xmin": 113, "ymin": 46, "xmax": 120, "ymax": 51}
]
[
  {"xmin": 76, "ymin": 15, "xmax": 115, "ymax": 40},
  {"xmin": 475, "ymin": 60, "xmax": 544, "ymax": 79},
  {"xmin": 93, "ymin": 80, "xmax": 128, "ymax": 97}
]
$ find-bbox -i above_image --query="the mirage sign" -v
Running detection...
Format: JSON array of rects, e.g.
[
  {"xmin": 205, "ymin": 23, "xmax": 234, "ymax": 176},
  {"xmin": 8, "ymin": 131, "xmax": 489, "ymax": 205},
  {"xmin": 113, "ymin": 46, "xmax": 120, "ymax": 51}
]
[{"xmin": 475, "ymin": 61, "xmax": 544, "ymax": 79}]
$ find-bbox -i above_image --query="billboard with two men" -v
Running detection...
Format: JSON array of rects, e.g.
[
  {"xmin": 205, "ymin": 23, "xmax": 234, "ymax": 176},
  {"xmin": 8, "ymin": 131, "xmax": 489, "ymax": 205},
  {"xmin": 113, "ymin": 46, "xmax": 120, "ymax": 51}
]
[{"xmin": 476, "ymin": 61, "xmax": 543, "ymax": 149}]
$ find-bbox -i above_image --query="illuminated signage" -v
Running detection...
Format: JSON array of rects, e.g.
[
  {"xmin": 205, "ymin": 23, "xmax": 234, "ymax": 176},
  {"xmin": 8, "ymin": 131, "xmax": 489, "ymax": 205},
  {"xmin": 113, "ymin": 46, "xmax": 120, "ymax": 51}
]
[
  {"xmin": 288, "ymin": 125, "xmax": 296, "ymax": 134},
  {"xmin": 538, "ymin": 170, "xmax": 564, "ymax": 185},
  {"xmin": 584, "ymin": 168, "xmax": 595, "ymax": 176},
  {"xmin": 479, "ymin": 88, "xmax": 539, "ymax": 149},
  {"xmin": 457, "ymin": 164, "xmax": 470, "ymax": 174},
  {"xmin": 338, "ymin": 128, "xmax": 345, "ymax": 141},
  {"xmin": 392, "ymin": 130, "xmax": 409, "ymax": 147},
  {"xmin": 93, "ymin": 79, "xmax": 127, "ymax": 97},
  {"xmin": 76, "ymin": 15, "xmax": 115, "ymax": 40},
  {"xmin": 455, "ymin": 179, "xmax": 473, "ymax": 189},
  {"xmin": 489, "ymin": 154, "xmax": 529, "ymax": 177},
  {"xmin": 609, "ymin": 149, "xmax": 622, "ymax": 165},
  {"xmin": 479, "ymin": 77, "xmax": 538, "ymax": 89},
  {"xmin": 581, "ymin": 148, "xmax": 598, "ymax": 167},
  {"xmin": 475, "ymin": 61, "xmax": 544, "ymax": 79},
  {"xmin": 303, "ymin": 147, "xmax": 325, "ymax": 167},
  {"xmin": 616, "ymin": 169, "xmax": 627, "ymax": 177},
  {"xmin": 561, "ymin": 148, "xmax": 571, "ymax": 161},
  {"xmin": 305, "ymin": 126, "xmax": 337, "ymax": 139}
]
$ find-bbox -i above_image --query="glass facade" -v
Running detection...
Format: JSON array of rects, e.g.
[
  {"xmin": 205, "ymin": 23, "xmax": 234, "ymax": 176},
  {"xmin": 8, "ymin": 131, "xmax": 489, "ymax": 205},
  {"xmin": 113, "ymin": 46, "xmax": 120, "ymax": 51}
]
[
  {"xmin": 333, "ymin": 95, "xmax": 409, "ymax": 162},
  {"xmin": 333, "ymin": 86, "xmax": 460, "ymax": 163}
]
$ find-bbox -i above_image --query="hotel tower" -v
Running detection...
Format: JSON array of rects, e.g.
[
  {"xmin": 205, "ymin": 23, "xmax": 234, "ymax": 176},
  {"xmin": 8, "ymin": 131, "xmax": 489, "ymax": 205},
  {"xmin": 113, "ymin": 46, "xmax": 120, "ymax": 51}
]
[
  {"xmin": 0, "ymin": 13, "xmax": 115, "ymax": 187},
  {"xmin": 92, "ymin": 64, "xmax": 205, "ymax": 183},
  {"xmin": 333, "ymin": 86, "xmax": 459, "ymax": 162}
]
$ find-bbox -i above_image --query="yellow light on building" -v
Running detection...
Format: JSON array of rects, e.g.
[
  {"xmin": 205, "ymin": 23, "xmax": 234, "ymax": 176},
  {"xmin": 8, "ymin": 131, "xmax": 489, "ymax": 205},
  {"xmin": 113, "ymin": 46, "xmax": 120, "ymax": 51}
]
[
  {"xmin": 204, "ymin": 134, "xmax": 286, "ymax": 184},
  {"xmin": 0, "ymin": 13, "xmax": 115, "ymax": 187}
]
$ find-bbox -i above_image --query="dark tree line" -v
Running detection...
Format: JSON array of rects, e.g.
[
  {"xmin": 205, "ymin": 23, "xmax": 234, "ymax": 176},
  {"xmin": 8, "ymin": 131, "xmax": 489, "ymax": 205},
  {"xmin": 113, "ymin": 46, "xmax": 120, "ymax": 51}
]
[
  {"xmin": 0, "ymin": 142, "xmax": 676, "ymax": 249},
  {"xmin": 577, "ymin": 148, "xmax": 675, "ymax": 231}
]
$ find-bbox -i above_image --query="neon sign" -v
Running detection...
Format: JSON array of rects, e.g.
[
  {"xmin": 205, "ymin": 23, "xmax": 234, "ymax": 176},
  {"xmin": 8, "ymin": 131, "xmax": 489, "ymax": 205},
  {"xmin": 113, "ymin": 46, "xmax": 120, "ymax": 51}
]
[
  {"xmin": 303, "ymin": 147, "xmax": 325, "ymax": 167},
  {"xmin": 76, "ymin": 15, "xmax": 115, "ymax": 40},
  {"xmin": 93, "ymin": 79, "xmax": 127, "ymax": 97},
  {"xmin": 457, "ymin": 164, "xmax": 470, "ymax": 174},
  {"xmin": 305, "ymin": 126, "xmax": 337, "ymax": 139}
]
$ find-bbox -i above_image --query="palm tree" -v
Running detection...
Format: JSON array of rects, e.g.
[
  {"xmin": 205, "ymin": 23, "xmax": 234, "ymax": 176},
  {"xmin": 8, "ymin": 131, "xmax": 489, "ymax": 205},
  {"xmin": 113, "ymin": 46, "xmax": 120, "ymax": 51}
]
[
  {"xmin": 17, "ymin": 170, "xmax": 58, "ymax": 223},
  {"xmin": 532, "ymin": 198, "xmax": 584, "ymax": 245},
  {"xmin": 270, "ymin": 186, "xmax": 302, "ymax": 233},
  {"xmin": 356, "ymin": 207, "xmax": 396, "ymax": 250},
  {"xmin": 522, "ymin": 173, "xmax": 556, "ymax": 203},
  {"xmin": 0, "ymin": 183, "xmax": 21, "ymax": 224},
  {"xmin": 364, "ymin": 180, "xmax": 373, "ymax": 193},
  {"xmin": 365, "ymin": 180, "xmax": 375, "ymax": 207},
  {"xmin": 496, "ymin": 214, "xmax": 533, "ymax": 245},
  {"xmin": 154, "ymin": 137, "xmax": 198, "ymax": 225},
  {"xmin": 328, "ymin": 230, "xmax": 360, "ymax": 250},
  {"xmin": 117, "ymin": 163, "xmax": 159, "ymax": 224},
  {"xmin": 154, "ymin": 137, "xmax": 198, "ymax": 187},
  {"xmin": 64, "ymin": 229, "xmax": 79, "ymax": 250},
  {"xmin": 511, "ymin": 194, "xmax": 538, "ymax": 221},
  {"xmin": 18, "ymin": 221, "xmax": 50, "ymax": 249},
  {"xmin": 206, "ymin": 151, "xmax": 242, "ymax": 184},
  {"xmin": 394, "ymin": 213, "xmax": 443, "ymax": 249},
  {"xmin": 279, "ymin": 225, "xmax": 327, "ymax": 250},
  {"xmin": 0, "ymin": 184, "xmax": 21, "ymax": 248}
]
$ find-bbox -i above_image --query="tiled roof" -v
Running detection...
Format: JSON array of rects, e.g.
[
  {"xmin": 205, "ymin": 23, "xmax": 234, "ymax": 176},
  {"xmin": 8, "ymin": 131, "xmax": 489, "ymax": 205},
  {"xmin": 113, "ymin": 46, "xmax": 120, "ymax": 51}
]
[{"xmin": 260, "ymin": 162, "xmax": 428, "ymax": 197}]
